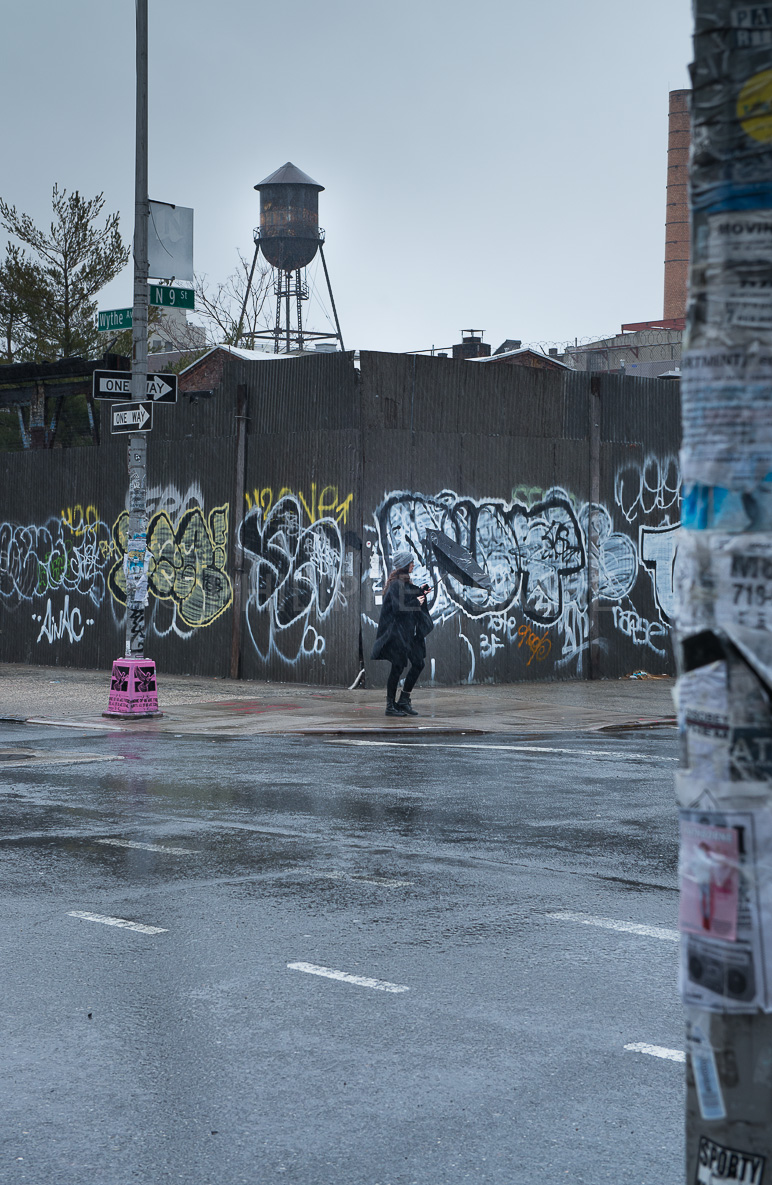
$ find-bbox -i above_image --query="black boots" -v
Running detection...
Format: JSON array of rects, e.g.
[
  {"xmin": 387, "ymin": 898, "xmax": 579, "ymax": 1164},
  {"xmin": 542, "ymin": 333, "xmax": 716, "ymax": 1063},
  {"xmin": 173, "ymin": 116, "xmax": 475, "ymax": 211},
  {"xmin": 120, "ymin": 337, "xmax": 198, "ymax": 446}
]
[
  {"xmin": 396, "ymin": 693, "xmax": 418, "ymax": 716},
  {"xmin": 385, "ymin": 693, "xmax": 419, "ymax": 717}
]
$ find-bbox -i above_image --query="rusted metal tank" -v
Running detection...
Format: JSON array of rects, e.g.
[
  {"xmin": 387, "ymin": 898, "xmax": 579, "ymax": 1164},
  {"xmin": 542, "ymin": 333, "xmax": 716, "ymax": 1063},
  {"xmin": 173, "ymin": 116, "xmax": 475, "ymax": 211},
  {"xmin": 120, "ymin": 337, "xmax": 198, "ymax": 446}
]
[{"xmin": 254, "ymin": 162, "xmax": 324, "ymax": 272}]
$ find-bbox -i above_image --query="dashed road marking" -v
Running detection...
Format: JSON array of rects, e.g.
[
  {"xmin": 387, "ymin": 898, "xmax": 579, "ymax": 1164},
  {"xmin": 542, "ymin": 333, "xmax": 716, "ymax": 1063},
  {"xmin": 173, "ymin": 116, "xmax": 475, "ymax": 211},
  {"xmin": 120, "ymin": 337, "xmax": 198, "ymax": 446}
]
[
  {"xmin": 547, "ymin": 910, "xmax": 679, "ymax": 941},
  {"xmin": 624, "ymin": 1042, "xmax": 685, "ymax": 1063},
  {"xmin": 67, "ymin": 911, "xmax": 167, "ymax": 934},
  {"xmin": 96, "ymin": 838, "xmax": 198, "ymax": 854},
  {"xmin": 288, "ymin": 961, "xmax": 409, "ymax": 993},
  {"xmin": 298, "ymin": 870, "xmax": 413, "ymax": 887},
  {"xmin": 330, "ymin": 739, "xmax": 678, "ymax": 762}
]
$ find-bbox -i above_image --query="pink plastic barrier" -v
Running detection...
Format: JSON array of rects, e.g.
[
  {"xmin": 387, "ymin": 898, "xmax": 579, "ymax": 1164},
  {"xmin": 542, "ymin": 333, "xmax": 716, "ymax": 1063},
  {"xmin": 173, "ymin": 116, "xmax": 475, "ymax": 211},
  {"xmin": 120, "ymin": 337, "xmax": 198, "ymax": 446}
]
[{"xmin": 103, "ymin": 659, "xmax": 162, "ymax": 718}]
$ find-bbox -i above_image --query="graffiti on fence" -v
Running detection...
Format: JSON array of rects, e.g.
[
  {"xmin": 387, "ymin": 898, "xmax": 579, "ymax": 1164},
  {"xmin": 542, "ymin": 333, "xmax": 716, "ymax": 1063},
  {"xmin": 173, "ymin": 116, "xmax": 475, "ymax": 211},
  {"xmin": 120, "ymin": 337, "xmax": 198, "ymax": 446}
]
[
  {"xmin": 367, "ymin": 485, "xmax": 678, "ymax": 674},
  {"xmin": 639, "ymin": 522, "xmax": 680, "ymax": 624},
  {"xmin": 109, "ymin": 503, "xmax": 232, "ymax": 629},
  {"xmin": 373, "ymin": 488, "xmax": 587, "ymax": 624},
  {"xmin": 240, "ymin": 494, "xmax": 345, "ymax": 665},
  {"xmin": 244, "ymin": 484, "xmax": 354, "ymax": 524},
  {"xmin": 0, "ymin": 516, "xmax": 111, "ymax": 610},
  {"xmin": 0, "ymin": 485, "xmax": 234, "ymax": 647},
  {"xmin": 614, "ymin": 455, "xmax": 680, "ymax": 526},
  {"xmin": 33, "ymin": 595, "xmax": 96, "ymax": 645}
]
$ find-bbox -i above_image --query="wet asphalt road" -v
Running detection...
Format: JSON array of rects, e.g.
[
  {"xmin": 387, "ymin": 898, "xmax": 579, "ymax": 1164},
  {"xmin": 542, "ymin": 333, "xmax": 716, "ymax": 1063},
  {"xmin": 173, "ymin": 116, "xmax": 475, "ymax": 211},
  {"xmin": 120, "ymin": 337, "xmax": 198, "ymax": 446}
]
[{"xmin": 0, "ymin": 723, "xmax": 682, "ymax": 1185}]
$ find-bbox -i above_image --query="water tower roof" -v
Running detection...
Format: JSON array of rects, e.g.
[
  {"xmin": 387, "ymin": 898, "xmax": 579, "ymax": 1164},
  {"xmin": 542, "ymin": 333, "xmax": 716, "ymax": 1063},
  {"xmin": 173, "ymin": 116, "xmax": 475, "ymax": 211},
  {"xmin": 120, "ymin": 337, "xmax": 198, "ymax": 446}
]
[{"xmin": 254, "ymin": 162, "xmax": 324, "ymax": 191}]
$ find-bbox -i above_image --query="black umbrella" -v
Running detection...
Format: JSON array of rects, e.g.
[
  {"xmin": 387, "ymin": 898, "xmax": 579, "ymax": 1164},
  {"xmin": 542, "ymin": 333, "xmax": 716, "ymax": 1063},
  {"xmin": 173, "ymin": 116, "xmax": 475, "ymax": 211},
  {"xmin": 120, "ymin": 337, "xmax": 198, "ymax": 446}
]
[{"xmin": 424, "ymin": 529, "xmax": 493, "ymax": 591}]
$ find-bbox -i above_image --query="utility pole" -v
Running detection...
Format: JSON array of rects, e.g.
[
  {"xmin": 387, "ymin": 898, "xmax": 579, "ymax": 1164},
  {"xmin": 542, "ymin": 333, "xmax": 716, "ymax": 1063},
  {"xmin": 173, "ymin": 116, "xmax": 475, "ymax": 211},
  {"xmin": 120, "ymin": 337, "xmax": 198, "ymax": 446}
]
[
  {"xmin": 678, "ymin": 3, "xmax": 772, "ymax": 1179},
  {"xmin": 104, "ymin": 0, "xmax": 160, "ymax": 718},
  {"xmin": 127, "ymin": 0, "xmax": 149, "ymax": 663}
]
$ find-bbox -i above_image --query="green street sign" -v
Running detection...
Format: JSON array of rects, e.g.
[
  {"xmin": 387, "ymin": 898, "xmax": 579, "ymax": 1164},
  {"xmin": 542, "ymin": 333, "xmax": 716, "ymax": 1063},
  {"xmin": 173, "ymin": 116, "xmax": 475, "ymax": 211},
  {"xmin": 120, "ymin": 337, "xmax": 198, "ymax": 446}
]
[
  {"xmin": 98, "ymin": 308, "xmax": 133, "ymax": 332},
  {"xmin": 149, "ymin": 284, "xmax": 194, "ymax": 310}
]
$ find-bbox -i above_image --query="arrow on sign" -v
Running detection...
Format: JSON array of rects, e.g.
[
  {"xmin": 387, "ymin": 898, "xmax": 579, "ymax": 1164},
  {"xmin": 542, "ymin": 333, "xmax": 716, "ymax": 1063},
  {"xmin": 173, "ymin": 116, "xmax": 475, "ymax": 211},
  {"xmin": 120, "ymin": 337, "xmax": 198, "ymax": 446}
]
[
  {"xmin": 111, "ymin": 402, "xmax": 154, "ymax": 433},
  {"xmin": 146, "ymin": 375, "xmax": 173, "ymax": 400},
  {"xmin": 92, "ymin": 369, "xmax": 177, "ymax": 403}
]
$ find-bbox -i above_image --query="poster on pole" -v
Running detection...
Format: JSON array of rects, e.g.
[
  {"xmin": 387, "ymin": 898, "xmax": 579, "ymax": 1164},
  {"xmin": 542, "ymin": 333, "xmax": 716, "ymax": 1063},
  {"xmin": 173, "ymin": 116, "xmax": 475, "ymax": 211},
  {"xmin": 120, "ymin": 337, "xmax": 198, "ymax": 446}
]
[
  {"xmin": 148, "ymin": 201, "xmax": 193, "ymax": 282},
  {"xmin": 678, "ymin": 805, "xmax": 772, "ymax": 1013}
]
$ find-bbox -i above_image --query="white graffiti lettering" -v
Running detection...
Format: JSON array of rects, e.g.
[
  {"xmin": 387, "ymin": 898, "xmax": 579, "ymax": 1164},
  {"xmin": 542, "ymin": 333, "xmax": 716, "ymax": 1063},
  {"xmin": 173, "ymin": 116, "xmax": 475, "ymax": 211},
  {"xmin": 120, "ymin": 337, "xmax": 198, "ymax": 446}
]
[
  {"xmin": 240, "ymin": 495, "xmax": 345, "ymax": 665},
  {"xmin": 34, "ymin": 595, "xmax": 85, "ymax": 644}
]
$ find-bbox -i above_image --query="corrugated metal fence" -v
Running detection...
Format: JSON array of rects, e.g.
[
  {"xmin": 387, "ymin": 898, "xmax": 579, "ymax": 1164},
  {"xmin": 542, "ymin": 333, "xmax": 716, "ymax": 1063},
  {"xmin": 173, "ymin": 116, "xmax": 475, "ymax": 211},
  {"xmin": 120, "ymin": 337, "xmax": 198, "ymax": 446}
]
[{"xmin": 0, "ymin": 352, "xmax": 681, "ymax": 684}]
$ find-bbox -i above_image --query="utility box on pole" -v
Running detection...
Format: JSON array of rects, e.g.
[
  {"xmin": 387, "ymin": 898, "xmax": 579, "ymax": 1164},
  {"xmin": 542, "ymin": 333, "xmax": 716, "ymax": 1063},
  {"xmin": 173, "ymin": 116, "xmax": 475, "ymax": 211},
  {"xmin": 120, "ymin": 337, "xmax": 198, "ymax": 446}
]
[{"xmin": 677, "ymin": 3, "xmax": 772, "ymax": 1179}]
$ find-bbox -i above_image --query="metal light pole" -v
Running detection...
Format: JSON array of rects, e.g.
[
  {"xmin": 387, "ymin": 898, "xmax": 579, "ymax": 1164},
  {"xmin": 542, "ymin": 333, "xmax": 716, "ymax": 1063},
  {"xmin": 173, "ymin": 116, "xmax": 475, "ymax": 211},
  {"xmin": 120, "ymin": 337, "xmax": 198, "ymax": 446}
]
[
  {"xmin": 104, "ymin": 0, "xmax": 160, "ymax": 718},
  {"xmin": 126, "ymin": 0, "xmax": 149, "ymax": 662},
  {"xmin": 678, "ymin": 2, "xmax": 772, "ymax": 1177}
]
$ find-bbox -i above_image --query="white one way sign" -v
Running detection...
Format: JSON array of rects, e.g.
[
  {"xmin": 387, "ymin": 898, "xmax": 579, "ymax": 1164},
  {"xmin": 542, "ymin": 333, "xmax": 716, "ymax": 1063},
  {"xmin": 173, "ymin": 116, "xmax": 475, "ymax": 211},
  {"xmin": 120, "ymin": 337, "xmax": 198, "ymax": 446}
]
[
  {"xmin": 111, "ymin": 402, "xmax": 153, "ymax": 434},
  {"xmin": 92, "ymin": 369, "xmax": 178, "ymax": 403}
]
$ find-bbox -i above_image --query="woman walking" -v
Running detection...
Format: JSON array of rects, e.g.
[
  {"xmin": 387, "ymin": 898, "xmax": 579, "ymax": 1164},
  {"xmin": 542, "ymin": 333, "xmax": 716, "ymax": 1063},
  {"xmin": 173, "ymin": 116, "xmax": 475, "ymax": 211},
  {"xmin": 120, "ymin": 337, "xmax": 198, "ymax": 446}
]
[{"xmin": 371, "ymin": 550, "xmax": 434, "ymax": 717}]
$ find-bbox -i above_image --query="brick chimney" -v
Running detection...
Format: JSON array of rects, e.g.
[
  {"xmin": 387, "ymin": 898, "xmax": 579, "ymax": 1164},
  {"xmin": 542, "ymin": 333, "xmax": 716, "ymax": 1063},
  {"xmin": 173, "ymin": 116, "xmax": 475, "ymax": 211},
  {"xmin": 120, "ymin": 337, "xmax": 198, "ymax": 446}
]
[{"xmin": 663, "ymin": 89, "xmax": 690, "ymax": 321}]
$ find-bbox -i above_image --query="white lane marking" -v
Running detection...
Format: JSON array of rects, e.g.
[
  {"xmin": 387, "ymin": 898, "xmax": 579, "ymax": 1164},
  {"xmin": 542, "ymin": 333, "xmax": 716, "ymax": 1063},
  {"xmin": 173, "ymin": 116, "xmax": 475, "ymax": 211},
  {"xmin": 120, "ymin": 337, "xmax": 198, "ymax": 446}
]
[
  {"xmin": 345, "ymin": 874, "xmax": 412, "ymax": 887},
  {"xmin": 330, "ymin": 739, "xmax": 677, "ymax": 762},
  {"xmin": 547, "ymin": 910, "xmax": 679, "ymax": 941},
  {"xmin": 299, "ymin": 870, "xmax": 413, "ymax": 887},
  {"xmin": 287, "ymin": 961, "xmax": 409, "ymax": 993},
  {"xmin": 25, "ymin": 718, "xmax": 125, "ymax": 731},
  {"xmin": 625, "ymin": 1042, "xmax": 685, "ymax": 1063},
  {"xmin": 67, "ymin": 911, "xmax": 167, "ymax": 934},
  {"xmin": 0, "ymin": 754, "xmax": 125, "ymax": 768},
  {"xmin": 96, "ymin": 838, "xmax": 198, "ymax": 854}
]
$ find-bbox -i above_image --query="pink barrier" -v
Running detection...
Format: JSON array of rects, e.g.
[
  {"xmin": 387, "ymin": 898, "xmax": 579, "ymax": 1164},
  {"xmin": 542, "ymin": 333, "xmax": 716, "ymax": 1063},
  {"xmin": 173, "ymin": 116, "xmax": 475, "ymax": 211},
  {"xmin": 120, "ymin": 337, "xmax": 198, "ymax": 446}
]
[{"xmin": 103, "ymin": 658, "xmax": 163, "ymax": 718}]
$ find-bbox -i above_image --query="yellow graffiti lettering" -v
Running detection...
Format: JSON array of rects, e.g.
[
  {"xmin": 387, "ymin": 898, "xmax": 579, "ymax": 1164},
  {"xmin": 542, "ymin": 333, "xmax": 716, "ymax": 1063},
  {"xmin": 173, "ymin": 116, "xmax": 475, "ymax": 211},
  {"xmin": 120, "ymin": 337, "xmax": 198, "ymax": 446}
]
[
  {"xmin": 244, "ymin": 484, "xmax": 354, "ymax": 524},
  {"xmin": 334, "ymin": 492, "xmax": 353, "ymax": 524},
  {"xmin": 60, "ymin": 504, "xmax": 101, "ymax": 537}
]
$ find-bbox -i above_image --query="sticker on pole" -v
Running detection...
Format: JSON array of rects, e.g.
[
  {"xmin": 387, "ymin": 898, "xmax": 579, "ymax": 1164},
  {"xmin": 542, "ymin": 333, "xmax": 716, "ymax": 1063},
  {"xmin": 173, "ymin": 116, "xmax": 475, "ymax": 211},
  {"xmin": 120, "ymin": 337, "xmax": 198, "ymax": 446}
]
[
  {"xmin": 686, "ymin": 1018, "xmax": 726, "ymax": 1122},
  {"xmin": 696, "ymin": 1137, "xmax": 765, "ymax": 1184}
]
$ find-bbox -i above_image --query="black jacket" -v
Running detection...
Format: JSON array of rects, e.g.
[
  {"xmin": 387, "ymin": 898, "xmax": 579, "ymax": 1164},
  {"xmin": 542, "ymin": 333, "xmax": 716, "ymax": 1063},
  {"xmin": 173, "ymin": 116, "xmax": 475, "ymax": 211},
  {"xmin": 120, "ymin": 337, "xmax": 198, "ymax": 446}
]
[{"xmin": 371, "ymin": 577, "xmax": 434, "ymax": 666}]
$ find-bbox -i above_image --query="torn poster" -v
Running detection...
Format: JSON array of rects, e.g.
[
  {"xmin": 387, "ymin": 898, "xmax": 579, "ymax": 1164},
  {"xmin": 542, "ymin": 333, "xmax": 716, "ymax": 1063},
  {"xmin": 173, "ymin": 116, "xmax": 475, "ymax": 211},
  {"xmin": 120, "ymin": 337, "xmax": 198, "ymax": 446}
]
[
  {"xmin": 679, "ymin": 818, "xmax": 740, "ymax": 941},
  {"xmin": 679, "ymin": 806, "xmax": 772, "ymax": 1013}
]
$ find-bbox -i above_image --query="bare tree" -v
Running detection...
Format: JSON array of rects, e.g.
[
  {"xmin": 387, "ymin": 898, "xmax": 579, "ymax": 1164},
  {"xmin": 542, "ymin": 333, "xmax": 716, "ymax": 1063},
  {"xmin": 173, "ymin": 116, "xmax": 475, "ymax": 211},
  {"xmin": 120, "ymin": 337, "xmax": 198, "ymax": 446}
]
[{"xmin": 195, "ymin": 248, "xmax": 272, "ymax": 347}]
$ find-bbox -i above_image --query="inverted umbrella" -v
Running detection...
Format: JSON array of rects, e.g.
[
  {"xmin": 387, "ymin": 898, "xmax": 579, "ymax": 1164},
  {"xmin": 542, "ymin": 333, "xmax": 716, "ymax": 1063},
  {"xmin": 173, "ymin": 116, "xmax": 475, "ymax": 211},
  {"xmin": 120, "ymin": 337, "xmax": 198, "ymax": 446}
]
[{"xmin": 424, "ymin": 529, "xmax": 493, "ymax": 591}]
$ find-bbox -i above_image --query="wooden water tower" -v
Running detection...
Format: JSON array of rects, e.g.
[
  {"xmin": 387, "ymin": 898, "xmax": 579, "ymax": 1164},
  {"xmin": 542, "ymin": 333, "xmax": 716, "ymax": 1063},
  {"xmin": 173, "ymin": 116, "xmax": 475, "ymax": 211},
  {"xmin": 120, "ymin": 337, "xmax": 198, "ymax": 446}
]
[{"xmin": 240, "ymin": 162, "xmax": 344, "ymax": 353}]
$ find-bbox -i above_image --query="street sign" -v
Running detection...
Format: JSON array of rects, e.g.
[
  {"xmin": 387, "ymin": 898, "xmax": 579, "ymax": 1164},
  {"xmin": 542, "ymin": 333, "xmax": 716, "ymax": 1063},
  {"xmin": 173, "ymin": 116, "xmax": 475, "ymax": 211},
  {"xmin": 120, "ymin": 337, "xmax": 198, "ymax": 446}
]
[
  {"xmin": 111, "ymin": 402, "xmax": 153, "ymax": 434},
  {"xmin": 145, "ymin": 373, "xmax": 177, "ymax": 402},
  {"xmin": 98, "ymin": 288, "xmax": 194, "ymax": 330},
  {"xmin": 92, "ymin": 370, "xmax": 178, "ymax": 403},
  {"xmin": 149, "ymin": 284, "xmax": 194, "ymax": 310},
  {"xmin": 98, "ymin": 308, "xmax": 133, "ymax": 332}
]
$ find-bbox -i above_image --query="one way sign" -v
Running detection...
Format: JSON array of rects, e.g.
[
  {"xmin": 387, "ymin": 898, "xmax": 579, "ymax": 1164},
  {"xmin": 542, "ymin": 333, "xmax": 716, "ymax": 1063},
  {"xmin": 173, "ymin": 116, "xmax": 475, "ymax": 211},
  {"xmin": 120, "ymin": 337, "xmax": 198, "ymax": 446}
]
[
  {"xmin": 111, "ymin": 401, "xmax": 153, "ymax": 434},
  {"xmin": 92, "ymin": 369, "xmax": 178, "ymax": 403}
]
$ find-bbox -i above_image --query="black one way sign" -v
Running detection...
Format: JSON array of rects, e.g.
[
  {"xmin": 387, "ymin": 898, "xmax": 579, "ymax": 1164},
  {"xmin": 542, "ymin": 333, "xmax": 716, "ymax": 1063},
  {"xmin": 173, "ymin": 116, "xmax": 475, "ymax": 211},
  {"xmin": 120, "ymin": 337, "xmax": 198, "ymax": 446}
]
[
  {"xmin": 92, "ymin": 369, "xmax": 178, "ymax": 403},
  {"xmin": 111, "ymin": 401, "xmax": 153, "ymax": 434}
]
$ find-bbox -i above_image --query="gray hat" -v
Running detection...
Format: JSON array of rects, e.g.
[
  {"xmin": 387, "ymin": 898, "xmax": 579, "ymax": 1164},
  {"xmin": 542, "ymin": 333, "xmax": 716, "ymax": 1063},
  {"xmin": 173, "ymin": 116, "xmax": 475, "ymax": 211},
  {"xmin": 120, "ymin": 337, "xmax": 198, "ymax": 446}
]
[{"xmin": 391, "ymin": 549, "xmax": 414, "ymax": 571}]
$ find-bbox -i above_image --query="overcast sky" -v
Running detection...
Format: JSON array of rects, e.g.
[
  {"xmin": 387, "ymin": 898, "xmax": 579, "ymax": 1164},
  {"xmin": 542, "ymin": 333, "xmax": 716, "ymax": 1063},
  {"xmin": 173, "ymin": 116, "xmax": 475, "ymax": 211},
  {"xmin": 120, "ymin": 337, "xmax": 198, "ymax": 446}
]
[{"xmin": 0, "ymin": 0, "xmax": 692, "ymax": 355}]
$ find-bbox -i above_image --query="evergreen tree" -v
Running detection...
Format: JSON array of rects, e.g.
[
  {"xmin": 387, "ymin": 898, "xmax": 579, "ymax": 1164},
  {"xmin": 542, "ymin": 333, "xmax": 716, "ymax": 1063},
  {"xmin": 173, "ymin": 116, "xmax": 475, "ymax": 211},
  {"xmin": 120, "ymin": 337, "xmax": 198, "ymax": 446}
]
[{"xmin": 0, "ymin": 185, "xmax": 130, "ymax": 362}]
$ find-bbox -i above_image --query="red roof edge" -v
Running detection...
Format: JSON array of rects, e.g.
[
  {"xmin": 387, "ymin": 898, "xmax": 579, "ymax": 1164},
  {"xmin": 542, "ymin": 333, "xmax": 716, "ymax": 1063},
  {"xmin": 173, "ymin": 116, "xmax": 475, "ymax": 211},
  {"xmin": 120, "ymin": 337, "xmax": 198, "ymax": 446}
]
[{"xmin": 620, "ymin": 318, "xmax": 686, "ymax": 332}]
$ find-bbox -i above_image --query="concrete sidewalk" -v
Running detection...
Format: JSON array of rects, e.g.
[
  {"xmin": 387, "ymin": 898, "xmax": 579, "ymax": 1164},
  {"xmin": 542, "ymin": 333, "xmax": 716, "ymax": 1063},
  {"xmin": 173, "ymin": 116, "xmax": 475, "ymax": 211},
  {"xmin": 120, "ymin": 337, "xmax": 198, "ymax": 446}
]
[{"xmin": 0, "ymin": 663, "xmax": 676, "ymax": 738}]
